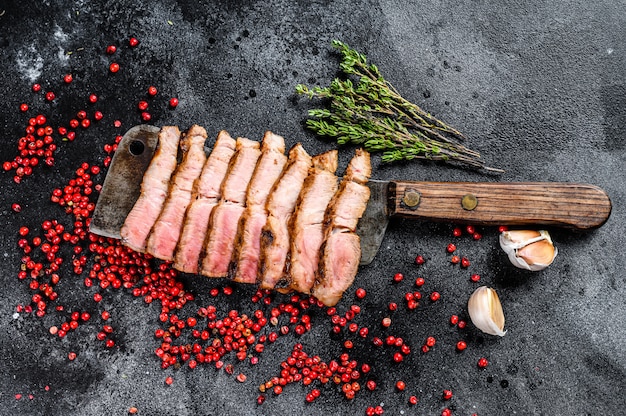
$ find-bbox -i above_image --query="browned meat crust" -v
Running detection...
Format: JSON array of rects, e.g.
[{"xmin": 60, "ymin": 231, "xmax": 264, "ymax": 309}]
[
  {"xmin": 200, "ymin": 137, "xmax": 261, "ymax": 277},
  {"xmin": 174, "ymin": 131, "xmax": 236, "ymax": 273},
  {"xmin": 288, "ymin": 150, "xmax": 339, "ymax": 294},
  {"xmin": 258, "ymin": 143, "xmax": 312, "ymax": 290},
  {"xmin": 120, "ymin": 126, "xmax": 181, "ymax": 253},
  {"xmin": 312, "ymin": 149, "xmax": 371, "ymax": 306},
  {"xmin": 146, "ymin": 125, "xmax": 207, "ymax": 261},
  {"xmin": 232, "ymin": 131, "xmax": 287, "ymax": 283}
]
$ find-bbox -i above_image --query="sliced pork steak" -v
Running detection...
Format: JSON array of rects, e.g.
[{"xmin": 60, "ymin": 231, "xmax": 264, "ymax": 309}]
[
  {"xmin": 312, "ymin": 149, "xmax": 371, "ymax": 306},
  {"xmin": 200, "ymin": 137, "xmax": 261, "ymax": 277},
  {"xmin": 288, "ymin": 150, "xmax": 339, "ymax": 294},
  {"xmin": 118, "ymin": 124, "xmax": 371, "ymax": 307},
  {"xmin": 233, "ymin": 132, "xmax": 287, "ymax": 283},
  {"xmin": 174, "ymin": 130, "xmax": 236, "ymax": 273},
  {"xmin": 258, "ymin": 143, "xmax": 312, "ymax": 289},
  {"xmin": 120, "ymin": 126, "xmax": 181, "ymax": 253},
  {"xmin": 146, "ymin": 125, "xmax": 208, "ymax": 261}
]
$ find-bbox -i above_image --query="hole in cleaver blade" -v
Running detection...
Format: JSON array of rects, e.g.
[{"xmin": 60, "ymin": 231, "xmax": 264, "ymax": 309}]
[{"xmin": 90, "ymin": 125, "xmax": 160, "ymax": 239}]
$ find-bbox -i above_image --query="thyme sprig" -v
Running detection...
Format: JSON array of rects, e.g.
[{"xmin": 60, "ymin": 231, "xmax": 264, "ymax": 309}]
[{"xmin": 296, "ymin": 40, "xmax": 502, "ymax": 172}]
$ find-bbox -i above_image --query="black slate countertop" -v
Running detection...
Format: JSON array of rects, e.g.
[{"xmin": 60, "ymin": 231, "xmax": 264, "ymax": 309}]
[{"xmin": 1, "ymin": 1, "xmax": 625, "ymax": 415}]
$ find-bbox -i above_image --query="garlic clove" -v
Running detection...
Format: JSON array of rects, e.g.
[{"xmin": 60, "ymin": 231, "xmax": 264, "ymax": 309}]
[
  {"xmin": 468, "ymin": 286, "xmax": 506, "ymax": 337},
  {"xmin": 516, "ymin": 239, "xmax": 558, "ymax": 271},
  {"xmin": 499, "ymin": 229, "xmax": 557, "ymax": 271},
  {"xmin": 500, "ymin": 230, "xmax": 543, "ymax": 248}
]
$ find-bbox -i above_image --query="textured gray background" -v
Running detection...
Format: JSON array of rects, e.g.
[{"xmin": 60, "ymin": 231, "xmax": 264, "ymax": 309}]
[{"xmin": 0, "ymin": 1, "xmax": 625, "ymax": 415}]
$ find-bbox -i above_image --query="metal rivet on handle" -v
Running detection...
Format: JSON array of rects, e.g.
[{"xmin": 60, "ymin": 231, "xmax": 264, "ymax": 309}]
[
  {"xmin": 402, "ymin": 190, "xmax": 421, "ymax": 209},
  {"xmin": 461, "ymin": 194, "xmax": 478, "ymax": 210}
]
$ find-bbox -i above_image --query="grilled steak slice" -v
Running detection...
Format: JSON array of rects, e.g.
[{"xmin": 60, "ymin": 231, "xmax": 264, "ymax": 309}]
[
  {"xmin": 174, "ymin": 131, "xmax": 236, "ymax": 273},
  {"xmin": 120, "ymin": 126, "xmax": 181, "ymax": 253},
  {"xmin": 258, "ymin": 143, "xmax": 312, "ymax": 289},
  {"xmin": 145, "ymin": 125, "xmax": 208, "ymax": 261},
  {"xmin": 288, "ymin": 150, "xmax": 339, "ymax": 293},
  {"xmin": 312, "ymin": 149, "xmax": 371, "ymax": 306},
  {"xmin": 233, "ymin": 132, "xmax": 287, "ymax": 283},
  {"xmin": 200, "ymin": 137, "xmax": 261, "ymax": 277}
]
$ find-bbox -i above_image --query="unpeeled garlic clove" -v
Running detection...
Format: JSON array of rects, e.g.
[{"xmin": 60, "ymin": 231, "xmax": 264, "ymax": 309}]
[
  {"xmin": 467, "ymin": 286, "xmax": 506, "ymax": 337},
  {"xmin": 499, "ymin": 229, "xmax": 557, "ymax": 271}
]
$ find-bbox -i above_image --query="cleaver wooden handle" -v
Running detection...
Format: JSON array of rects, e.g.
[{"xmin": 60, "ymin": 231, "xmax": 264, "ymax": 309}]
[{"xmin": 389, "ymin": 181, "xmax": 611, "ymax": 230}]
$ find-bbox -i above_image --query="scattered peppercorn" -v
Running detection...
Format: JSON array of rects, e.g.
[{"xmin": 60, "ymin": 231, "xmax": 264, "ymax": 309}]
[{"xmin": 425, "ymin": 336, "xmax": 436, "ymax": 347}]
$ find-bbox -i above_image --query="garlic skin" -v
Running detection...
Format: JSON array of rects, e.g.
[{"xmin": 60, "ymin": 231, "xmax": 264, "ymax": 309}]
[
  {"xmin": 499, "ymin": 229, "xmax": 557, "ymax": 271},
  {"xmin": 467, "ymin": 286, "xmax": 506, "ymax": 337}
]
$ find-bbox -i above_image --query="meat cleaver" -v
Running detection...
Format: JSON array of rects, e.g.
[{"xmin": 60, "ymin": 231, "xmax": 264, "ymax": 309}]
[{"xmin": 90, "ymin": 125, "xmax": 612, "ymax": 266}]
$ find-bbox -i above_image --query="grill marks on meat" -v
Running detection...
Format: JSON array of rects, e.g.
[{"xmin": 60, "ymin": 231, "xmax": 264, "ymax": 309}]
[
  {"xmin": 120, "ymin": 126, "xmax": 181, "ymax": 253},
  {"xmin": 287, "ymin": 150, "xmax": 339, "ymax": 294},
  {"xmin": 174, "ymin": 131, "xmax": 236, "ymax": 273},
  {"xmin": 312, "ymin": 149, "xmax": 371, "ymax": 306},
  {"xmin": 200, "ymin": 137, "xmax": 261, "ymax": 277},
  {"xmin": 258, "ymin": 144, "xmax": 312, "ymax": 290},
  {"xmin": 232, "ymin": 132, "xmax": 287, "ymax": 284},
  {"xmin": 146, "ymin": 125, "xmax": 208, "ymax": 261}
]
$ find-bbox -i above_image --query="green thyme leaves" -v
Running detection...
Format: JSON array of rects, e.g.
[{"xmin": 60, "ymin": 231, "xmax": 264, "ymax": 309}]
[{"xmin": 297, "ymin": 40, "xmax": 501, "ymax": 172}]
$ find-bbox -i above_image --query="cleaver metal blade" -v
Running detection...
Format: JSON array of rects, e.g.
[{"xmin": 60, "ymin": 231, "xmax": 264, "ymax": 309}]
[{"xmin": 90, "ymin": 126, "xmax": 612, "ymax": 266}]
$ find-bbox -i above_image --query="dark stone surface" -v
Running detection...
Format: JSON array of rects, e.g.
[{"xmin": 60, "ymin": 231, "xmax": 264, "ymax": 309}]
[{"xmin": 1, "ymin": 1, "xmax": 625, "ymax": 415}]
